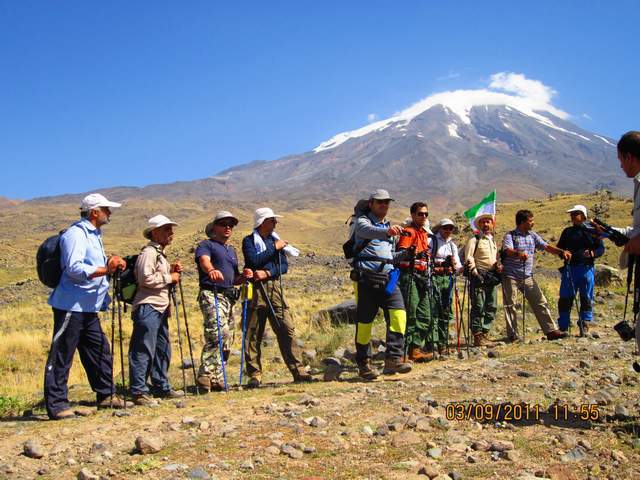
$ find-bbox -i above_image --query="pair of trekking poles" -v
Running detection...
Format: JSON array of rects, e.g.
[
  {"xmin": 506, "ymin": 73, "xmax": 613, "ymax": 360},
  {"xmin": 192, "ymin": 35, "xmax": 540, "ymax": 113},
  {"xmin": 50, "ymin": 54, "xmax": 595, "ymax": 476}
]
[{"xmin": 211, "ymin": 250, "xmax": 288, "ymax": 392}]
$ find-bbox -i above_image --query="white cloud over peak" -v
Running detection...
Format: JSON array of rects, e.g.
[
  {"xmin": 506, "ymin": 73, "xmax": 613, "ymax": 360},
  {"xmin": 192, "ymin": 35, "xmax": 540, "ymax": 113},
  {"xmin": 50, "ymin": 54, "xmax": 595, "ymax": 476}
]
[{"xmin": 314, "ymin": 72, "xmax": 571, "ymax": 152}]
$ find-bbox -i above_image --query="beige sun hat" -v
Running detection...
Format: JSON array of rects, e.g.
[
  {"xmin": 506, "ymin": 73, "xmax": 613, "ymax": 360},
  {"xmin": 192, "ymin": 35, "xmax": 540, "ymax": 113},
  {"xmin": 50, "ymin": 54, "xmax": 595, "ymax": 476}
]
[{"xmin": 143, "ymin": 214, "xmax": 179, "ymax": 239}]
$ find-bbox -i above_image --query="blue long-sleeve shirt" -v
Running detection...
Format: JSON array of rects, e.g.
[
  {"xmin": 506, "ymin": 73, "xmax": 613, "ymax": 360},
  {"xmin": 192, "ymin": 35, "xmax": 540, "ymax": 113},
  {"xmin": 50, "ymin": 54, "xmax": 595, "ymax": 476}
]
[
  {"xmin": 48, "ymin": 219, "xmax": 111, "ymax": 312},
  {"xmin": 242, "ymin": 233, "xmax": 288, "ymax": 279}
]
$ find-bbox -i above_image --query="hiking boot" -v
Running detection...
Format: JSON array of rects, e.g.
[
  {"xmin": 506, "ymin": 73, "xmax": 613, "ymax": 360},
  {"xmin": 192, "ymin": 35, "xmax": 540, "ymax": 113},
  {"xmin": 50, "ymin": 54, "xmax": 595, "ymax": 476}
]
[
  {"xmin": 97, "ymin": 394, "xmax": 134, "ymax": 409},
  {"xmin": 408, "ymin": 346, "xmax": 433, "ymax": 363},
  {"xmin": 132, "ymin": 394, "xmax": 159, "ymax": 407},
  {"xmin": 357, "ymin": 358, "xmax": 379, "ymax": 381},
  {"xmin": 210, "ymin": 379, "xmax": 227, "ymax": 391},
  {"xmin": 246, "ymin": 376, "xmax": 261, "ymax": 389},
  {"xmin": 473, "ymin": 332, "xmax": 484, "ymax": 347},
  {"xmin": 153, "ymin": 389, "xmax": 184, "ymax": 399},
  {"xmin": 382, "ymin": 357, "xmax": 412, "ymax": 375},
  {"xmin": 50, "ymin": 408, "xmax": 75, "ymax": 420},
  {"xmin": 197, "ymin": 375, "xmax": 212, "ymax": 393},
  {"xmin": 577, "ymin": 321, "xmax": 590, "ymax": 334},
  {"xmin": 546, "ymin": 330, "xmax": 569, "ymax": 341},
  {"xmin": 293, "ymin": 367, "xmax": 313, "ymax": 383}
]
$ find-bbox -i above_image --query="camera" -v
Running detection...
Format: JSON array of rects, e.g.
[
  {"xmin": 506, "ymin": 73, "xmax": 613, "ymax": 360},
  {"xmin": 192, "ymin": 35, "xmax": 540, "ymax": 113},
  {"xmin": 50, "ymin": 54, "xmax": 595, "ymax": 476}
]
[{"xmin": 613, "ymin": 320, "xmax": 635, "ymax": 342}]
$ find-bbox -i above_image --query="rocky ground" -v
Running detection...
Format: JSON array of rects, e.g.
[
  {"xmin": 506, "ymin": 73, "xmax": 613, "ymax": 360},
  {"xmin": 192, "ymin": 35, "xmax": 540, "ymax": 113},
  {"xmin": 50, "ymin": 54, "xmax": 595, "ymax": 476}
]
[{"xmin": 1, "ymin": 315, "xmax": 639, "ymax": 480}]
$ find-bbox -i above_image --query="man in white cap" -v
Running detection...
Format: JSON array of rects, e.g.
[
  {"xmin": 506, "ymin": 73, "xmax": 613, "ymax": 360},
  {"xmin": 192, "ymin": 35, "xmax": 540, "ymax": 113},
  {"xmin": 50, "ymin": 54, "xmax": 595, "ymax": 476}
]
[
  {"xmin": 195, "ymin": 211, "xmax": 253, "ymax": 392},
  {"xmin": 351, "ymin": 189, "xmax": 412, "ymax": 379},
  {"xmin": 555, "ymin": 205, "xmax": 604, "ymax": 333},
  {"xmin": 430, "ymin": 218, "xmax": 463, "ymax": 355},
  {"xmin": 45, "ymin": 193, "xmax": 129, "ymax": 419},
  {"xmin": 242, "ymin": 207, "xmax": 310, "ymax": 387},
  {"xmin": 464, "ymin": 213, "xmax": 501, "ymax": 347},
  {"xmin": 128, "ymin": 215, "xmax": 184, "ymax": 405}
]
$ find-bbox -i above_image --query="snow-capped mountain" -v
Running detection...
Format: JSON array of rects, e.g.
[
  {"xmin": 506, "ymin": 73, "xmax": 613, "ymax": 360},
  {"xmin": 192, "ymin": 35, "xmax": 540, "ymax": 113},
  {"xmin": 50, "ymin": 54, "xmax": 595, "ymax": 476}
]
[
  {"xmin": 32, "ymin": 74, "xmax": 626, "ymax": 211},
  {"xmin": 210, "ymin": 84, "xmax": 623, "ymax": 209}
]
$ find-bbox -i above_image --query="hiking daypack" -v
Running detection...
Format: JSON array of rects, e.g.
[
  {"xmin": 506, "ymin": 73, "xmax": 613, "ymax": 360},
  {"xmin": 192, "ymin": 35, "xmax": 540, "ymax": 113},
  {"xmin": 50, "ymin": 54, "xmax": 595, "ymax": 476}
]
[
  {"xmin": 115, "ymin": 254, "xmax": 140, "ymax": 305},
  {"xmin": 342, "ymin": 199, "xmax": 370, "ymax": 260},
  {"xmin": 36, "ymin": 230, "xmax": 67, "ymax": 288}
]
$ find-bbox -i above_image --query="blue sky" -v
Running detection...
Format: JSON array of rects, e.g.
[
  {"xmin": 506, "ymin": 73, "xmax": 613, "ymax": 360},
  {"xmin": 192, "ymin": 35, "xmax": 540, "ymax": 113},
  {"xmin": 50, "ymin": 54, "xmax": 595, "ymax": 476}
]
[{"xmin": 1, "ymin": 1, "xmax": 637, "ymax": 199}]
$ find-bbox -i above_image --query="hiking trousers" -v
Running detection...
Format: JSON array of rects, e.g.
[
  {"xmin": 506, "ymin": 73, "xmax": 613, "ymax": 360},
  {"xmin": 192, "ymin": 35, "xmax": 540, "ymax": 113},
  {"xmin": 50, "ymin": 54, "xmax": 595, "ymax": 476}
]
[
  {"xmin": 198, "ymin": 290, "xmax": 236, "ymax": 383},
  {"xmin": 244, "ymin": 280, "xmax": 303, "ymax": 380},
  {"xmin": 399, "ymin": 271, "xmax": 432, "ymax": 349},
  {"xmin": 355, "ymin": 280, "xmax": 406, "ymax": 362},
  {"xmin": 502, "ymin": 276, "xmax": 558, "ymax": 338},
  {"xmin": 44, "ymin": 308, "xmax": 114, "ymax": 418},
  {"xmin": 431, "ymin": 275, "xmax": 454, "ymax": 347},
  {"xmin": 557, "ymin": 265, "xmax": 594, "ymax": 330},
  {"xmin": 469, "ymin": 275, "xmax": 498, "ymax": 334},
  {"xmin": 128, "ymin": 304, "xmax": 171, "ymax": 395}
]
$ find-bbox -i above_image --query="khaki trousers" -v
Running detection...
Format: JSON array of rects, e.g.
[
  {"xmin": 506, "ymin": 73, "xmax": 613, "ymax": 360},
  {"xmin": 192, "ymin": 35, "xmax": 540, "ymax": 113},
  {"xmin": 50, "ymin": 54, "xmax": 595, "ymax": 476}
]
[{"xmin": 502, "ymin": 276, "xmax": 558, "ymax": 338}]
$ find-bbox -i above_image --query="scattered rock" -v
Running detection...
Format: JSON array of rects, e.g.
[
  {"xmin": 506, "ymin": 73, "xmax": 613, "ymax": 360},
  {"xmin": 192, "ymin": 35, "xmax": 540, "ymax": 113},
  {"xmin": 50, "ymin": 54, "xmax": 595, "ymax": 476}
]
[
  {"xmin": 611, "ymin": 450, "xmax": 628, "ymax": 463},
  {"xmin": 427, "ymin": 447, "xmax": 442, "ymax": 459},
  {"xmin": 471, "ymin": 440, "xmax": 491, "ymax": 452},
  {"xmin": 299, "ymin": 394, "xmax": 321, "ymax": 407},
  {"xmin": 362, "ymin": 425, "xmax": 374, "ymax": 436},
  {"xmin": 23, "ymin": 440, "xmax": 45, "ymax": 459},
  {"xmin": 188, "ymin": 466, "xmax": 211, "ymax": 479},
  {"xmin": 418, "ymin": 463, "xmax": 439, "ymax": 478},
  {"xmin": 239, "ymin": 460, "xmax": 255, "ymax": 470},
  {"xmin": 614, "ymin": 404, "xmax": 630, "ymax": 419},
  {"xmin": 560, "ymin": 446, "xmax": 587, "ymax": 463},
  {"xmin": 487, "ymin": 350, "xmax": 499, "ymax": 358},
  {"xmin": 516, "ymin": 371, "xmax": 533, "ymax": 378},
  {"xmin": 594, "ymin": 264, "xmax": 621, "ymax": 286},
  {"xmin": 281, "ymin": 444, "xmax": 304, "ymax": 459},
  {"xmin": 77, "ymin": 468, "xmax": 99, "ymax": 480},
  {"xmin": 309, "ymin": 416, "xmax": 327, "ymax": 428},
  {"xmin": 135, "ymin": 435, "xmax": 164, "ymax": 454},
  {"xmin": 430, "ymin": 417, "xmax": 450, "ymax": 430},
  {"xmin": 489, "ymin": 440, "xmax": 514, "ymax": 452}
]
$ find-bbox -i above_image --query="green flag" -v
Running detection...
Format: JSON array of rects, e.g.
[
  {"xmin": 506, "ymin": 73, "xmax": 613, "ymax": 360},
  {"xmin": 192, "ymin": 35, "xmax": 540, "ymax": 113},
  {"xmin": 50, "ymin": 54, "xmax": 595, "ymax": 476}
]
[{"xmin": 464, "ymin": 190, "xmax": 496, "ymax": 231}]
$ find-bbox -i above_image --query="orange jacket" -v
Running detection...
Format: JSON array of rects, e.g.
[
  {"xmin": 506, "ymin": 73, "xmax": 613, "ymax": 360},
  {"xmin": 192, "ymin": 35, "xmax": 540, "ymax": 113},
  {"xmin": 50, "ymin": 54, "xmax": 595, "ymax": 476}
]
[{"xmin": 397, "ymin": 224, "xmax": 430, "ymax": 271}]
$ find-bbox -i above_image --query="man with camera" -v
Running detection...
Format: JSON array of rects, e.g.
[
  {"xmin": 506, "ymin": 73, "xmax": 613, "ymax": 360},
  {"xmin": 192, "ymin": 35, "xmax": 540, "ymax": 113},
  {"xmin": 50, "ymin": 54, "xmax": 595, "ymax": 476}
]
[
  {"xmin": 601, "ymin": 131, "xmax": 640, "ymax": 353},
  {"xmin": 429, "ymin": 219, "xmax": 463, "ymax": 355},
  {"xmin": 556, "ymin": 205, "xmax": 604, "ymax": 334},
  {"xmin": 464, "ymin": 213, "xmax": 502, "ymax": 347},
  {"xmin": 351, "ymin": 189, "xmax": 412, "ymax": 379},
  {"xmin": 397, "ymin": 202, "xmax": 435, "ymax": 362}
]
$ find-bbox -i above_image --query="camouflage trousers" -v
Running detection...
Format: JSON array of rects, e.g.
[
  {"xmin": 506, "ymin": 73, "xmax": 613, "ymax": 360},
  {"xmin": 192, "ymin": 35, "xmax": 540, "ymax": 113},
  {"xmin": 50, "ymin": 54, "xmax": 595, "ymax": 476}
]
[{"xmin": 197, "ymin": 290, "xmax": 236, "ymax": 382}]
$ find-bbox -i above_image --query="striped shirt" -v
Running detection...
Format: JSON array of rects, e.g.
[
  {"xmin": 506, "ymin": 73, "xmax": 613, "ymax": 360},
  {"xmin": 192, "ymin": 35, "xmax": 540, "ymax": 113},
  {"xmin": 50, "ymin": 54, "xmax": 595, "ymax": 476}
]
[{"xmin": 501, "ymin": 229, "xmax": 548, "ymax": 280}]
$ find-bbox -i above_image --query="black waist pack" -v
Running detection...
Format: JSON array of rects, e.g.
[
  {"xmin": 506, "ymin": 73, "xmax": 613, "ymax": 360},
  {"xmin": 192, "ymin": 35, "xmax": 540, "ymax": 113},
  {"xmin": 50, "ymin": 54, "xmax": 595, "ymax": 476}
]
[
  {"xmin": 478, "ymin": 268, "xmax": 502, "ymax": 287},
  {"xmin": 360, "ymin": 270, "xmax": 389, "ymax": 290}
]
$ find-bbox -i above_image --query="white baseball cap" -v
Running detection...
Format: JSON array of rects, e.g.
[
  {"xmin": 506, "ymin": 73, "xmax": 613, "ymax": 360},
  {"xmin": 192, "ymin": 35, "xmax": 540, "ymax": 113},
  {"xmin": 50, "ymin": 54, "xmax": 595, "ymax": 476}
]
[
  {"xmin": 143, "ymin": 215, "xmax": 179, "ymax": 239},
  {"xmin": 253, "ymin": 207, "xmax": 283, "ymax": 229},
  {"xmin": 566, "ymin": 205, "xmax": 588, "ymax": 217},
  {"xmin": 80, "ymin": 193, "xmax": 122, "ymax": 212}
]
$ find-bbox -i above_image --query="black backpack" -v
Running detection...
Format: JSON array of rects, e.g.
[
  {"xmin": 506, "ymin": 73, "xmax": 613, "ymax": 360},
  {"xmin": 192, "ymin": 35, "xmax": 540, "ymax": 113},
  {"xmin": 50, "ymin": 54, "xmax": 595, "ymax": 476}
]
[
  {"xmin": 342, "ymin": 199, "xmax": 370, "ymax": 260},
  {"xmin": 115, "ymin": 254, "xmax": 140, "ymax": 305},
  {"xmin": 36, "ymin": 230, "xmax": 67, "ymax": 288}
]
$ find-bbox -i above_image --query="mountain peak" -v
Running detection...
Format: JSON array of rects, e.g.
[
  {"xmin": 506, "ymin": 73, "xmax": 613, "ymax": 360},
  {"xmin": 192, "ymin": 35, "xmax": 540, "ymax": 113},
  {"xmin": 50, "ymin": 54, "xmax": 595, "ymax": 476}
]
[{"xmin": 314, "ymin": 72, "xmax": 571, "ymax": 152}]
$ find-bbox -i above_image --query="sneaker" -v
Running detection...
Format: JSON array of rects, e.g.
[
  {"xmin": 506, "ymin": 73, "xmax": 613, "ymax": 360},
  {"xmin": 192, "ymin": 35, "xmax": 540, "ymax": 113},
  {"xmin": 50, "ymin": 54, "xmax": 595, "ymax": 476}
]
[
  {"xmin": 382, "ymin": 358, "xmax": 412, "ymax": 375},
  {"xmin": 97, "ymin": 394, "xmax": 134, "ymax": 409},
  {"xmin": 546, "ymin": 330, "xmax": 569, "ymax": 341},
  {"xmin": 132, "ymin": 394, "xmax": 159, "ymax": 407},
  {"xmin": 153, "ymin": 389, "xmax": 185, "ymax": 399},
  {"xmin": 246, "ymin": 376, "xmax": 261, "ymax": 389},
  {"xmin": 357, "ymin": 358, "xmax": 379, "ymax": 381},
  {"xmin": 50, "ymin": 408, "xmax": 75, "ymax": 420},
  {"xmin": 408, "ymin": 346, "xmax": 433, "ymax": 363}
]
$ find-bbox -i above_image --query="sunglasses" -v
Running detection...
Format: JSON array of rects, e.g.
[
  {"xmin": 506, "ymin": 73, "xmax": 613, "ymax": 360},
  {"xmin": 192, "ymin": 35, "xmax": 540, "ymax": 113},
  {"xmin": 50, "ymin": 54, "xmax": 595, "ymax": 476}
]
[
  {"xmin": 215, "ymin": 221, "xmax": 235, "ymax": 228},
  {"xmin": 569, "ymin": 212, "xmax": 582, "ymax": 217},
  {"xmin": 415, "ymin": 212, "xmax": 429, "ymax": 217},
  {"xmin": 374, "ymin": 199, "xmax": 391, "ymax": 205},
  {"xmin": 441, "ymin": 225, "xmax": 454, "ymax": 230}
]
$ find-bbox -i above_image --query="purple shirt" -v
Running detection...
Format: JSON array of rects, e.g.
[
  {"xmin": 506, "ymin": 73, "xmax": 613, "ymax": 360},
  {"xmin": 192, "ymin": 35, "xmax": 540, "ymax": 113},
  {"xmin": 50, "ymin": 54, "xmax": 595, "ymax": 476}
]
[{"xmin": 195, "ymin": 239, "xmax": 239, "ymax": 289}]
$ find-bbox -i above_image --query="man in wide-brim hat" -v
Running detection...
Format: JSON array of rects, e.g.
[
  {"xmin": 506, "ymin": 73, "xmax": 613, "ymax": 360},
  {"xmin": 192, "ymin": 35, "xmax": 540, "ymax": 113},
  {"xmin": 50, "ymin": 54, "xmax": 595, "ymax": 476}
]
[{"xmin": 129, "ymin": 214, "xmax": 185, "ymax": 406}]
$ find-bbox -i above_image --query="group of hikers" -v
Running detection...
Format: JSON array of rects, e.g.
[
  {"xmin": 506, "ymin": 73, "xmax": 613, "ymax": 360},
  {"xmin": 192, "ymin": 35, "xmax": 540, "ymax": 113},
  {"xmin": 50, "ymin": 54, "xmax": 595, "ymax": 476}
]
[{"xmin": 40, "ymin": 130, "xmax": 640, "ymax": 421}]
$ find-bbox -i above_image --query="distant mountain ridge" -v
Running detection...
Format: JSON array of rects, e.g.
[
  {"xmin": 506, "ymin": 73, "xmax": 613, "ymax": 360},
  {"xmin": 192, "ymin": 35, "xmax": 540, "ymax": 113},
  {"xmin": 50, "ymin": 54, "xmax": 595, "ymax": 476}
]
[{"xmin": 23, "ymin": 82, "xmax": 627, "ymax": 212}]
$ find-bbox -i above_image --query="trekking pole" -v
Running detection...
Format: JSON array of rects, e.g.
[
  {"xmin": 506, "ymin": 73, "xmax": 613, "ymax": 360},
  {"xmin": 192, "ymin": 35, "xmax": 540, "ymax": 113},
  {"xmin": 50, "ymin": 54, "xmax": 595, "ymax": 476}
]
[
  {"xmin": 110, "ymin": 276, "xmax": 117, "ymax": 407},
  {"xmin": 466, "ymin": 276, "xmax": 471, "ymax": 356},
  {"xmin": 239, "ymin": 280, "xmax": 250, "ymax": 387},
  {"xmin": 453, "ymin": 280, "xmax": 462, "ymax": 356},
  {"xmin": 115, "ymin": 271, "xmax": 127, "ymax": 411},
  {"xmin": 446, "ymin": 272, "xmax": 454, "ymax": 355},
  {"xmin": 178, "ymin": 280, "xmax": 199, "ymax": 395},
  {"xmin": 564, "ymin": 261, "xmax": 582, "ymax": 337},
  {"xmin": 622, "ymin": 254, "xmax": 635, "ymax": 324},
  {"xmin": 521, "ymin": 260, "xmax": 526, "ymax": 343},
  {"xmin": 257, "ymin": 281, "xmax": 284, "ymax": 331},
  {"xmin": 213, "ymin": 288, "xmax": 229, "ymax": 392},
  {"xmin": 171, "ymin": 287, "xmax": 188, "ymax": 395}
]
